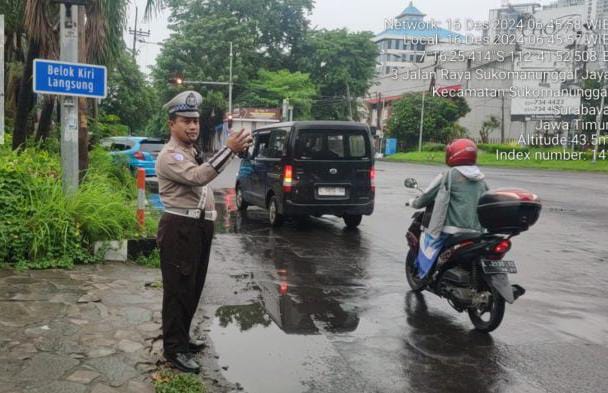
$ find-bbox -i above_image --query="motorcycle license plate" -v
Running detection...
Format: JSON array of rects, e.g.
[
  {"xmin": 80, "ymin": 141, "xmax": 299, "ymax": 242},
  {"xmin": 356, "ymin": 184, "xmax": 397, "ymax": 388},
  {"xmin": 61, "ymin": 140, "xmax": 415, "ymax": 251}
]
[
  {"xmin": 481, "ymin": 259, "xmax": 517, "ymax": 274},
  {"xmin": 318, "ymin": 187, "xmax": 346, "ymax": 197}
]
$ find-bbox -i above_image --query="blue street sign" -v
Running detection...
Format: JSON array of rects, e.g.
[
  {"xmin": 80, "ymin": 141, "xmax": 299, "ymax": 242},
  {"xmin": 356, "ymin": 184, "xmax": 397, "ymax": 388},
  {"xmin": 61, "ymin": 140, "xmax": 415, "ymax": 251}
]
[{"xmin": 33, "ymin": 59, "xmax": 107, "ymax": 99}]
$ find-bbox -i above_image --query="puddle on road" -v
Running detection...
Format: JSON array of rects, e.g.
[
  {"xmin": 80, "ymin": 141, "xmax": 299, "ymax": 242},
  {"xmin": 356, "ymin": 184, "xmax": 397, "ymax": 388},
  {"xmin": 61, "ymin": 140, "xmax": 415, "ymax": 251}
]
[{"xmin": 208, "ymin": 303, "xmax": 340, "ymax": 393}]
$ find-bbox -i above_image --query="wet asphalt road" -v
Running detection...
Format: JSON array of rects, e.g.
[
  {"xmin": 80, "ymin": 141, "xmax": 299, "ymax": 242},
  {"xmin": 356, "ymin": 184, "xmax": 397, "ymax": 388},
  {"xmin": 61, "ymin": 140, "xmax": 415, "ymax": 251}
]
[{"xmin": 196, "ymin": 160, "xmax": 608, "ymax": 393}]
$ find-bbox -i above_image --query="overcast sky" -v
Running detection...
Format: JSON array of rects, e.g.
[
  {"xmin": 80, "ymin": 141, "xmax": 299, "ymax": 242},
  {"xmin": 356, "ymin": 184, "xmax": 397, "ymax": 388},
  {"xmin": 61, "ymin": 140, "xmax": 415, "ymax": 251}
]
[{"xmin": 123, "ymin": 0, "xmax": 516, "ymax": 73}]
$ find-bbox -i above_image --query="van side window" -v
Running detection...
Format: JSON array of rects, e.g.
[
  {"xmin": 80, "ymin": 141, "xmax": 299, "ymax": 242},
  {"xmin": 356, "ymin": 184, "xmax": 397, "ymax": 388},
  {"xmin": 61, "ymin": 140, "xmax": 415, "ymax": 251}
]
[
  {"xmin": 349, "ymin": 135, "xmax": 366, "ymax": 158},
  {"xmin": 296, "ymin": 130, "xmax": 370, "ymax": 160},
  {"xmin": 253, "ymin": 134, "xmax": 270, "ymax": 158},
  {"xmin": 267, "ymin": 129, "xmax": 287, "ymax": 159}
]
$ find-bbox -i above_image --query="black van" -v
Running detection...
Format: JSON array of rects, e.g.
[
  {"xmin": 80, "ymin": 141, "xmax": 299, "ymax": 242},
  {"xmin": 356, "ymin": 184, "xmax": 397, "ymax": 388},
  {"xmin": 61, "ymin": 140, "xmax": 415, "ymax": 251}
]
[{"xmin": 235, "ymin": 121, "xmax": 375, "ymax": 228}]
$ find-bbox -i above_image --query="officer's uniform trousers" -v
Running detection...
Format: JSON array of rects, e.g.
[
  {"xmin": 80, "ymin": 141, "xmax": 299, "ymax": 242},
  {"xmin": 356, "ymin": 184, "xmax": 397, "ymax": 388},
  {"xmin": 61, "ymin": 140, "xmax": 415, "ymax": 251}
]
[
  {"xmin": 155, "ymin": 139, "xmax": 234, "ymax": 355},
  {"xmin": 157, "ymin": 213, "xmax": 214, "ymax": 355}
]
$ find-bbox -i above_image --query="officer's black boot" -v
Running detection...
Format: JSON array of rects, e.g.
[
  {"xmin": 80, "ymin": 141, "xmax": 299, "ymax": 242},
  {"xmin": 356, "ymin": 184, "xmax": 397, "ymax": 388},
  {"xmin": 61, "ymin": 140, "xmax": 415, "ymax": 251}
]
[{"xmin": 165, "ymin": 352, "xmax": 201, "ymax": 374}]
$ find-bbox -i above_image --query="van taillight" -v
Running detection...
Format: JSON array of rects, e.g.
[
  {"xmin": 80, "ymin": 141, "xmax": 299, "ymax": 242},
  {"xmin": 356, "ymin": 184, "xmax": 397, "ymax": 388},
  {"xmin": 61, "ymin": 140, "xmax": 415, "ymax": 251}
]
[
  {"xmin": 283, "ymin": 165, "xmax": 293, "ymax": 192},
  {"xmin": 370, "ymin": 167, "xmax": 376, "ymax": 192}
]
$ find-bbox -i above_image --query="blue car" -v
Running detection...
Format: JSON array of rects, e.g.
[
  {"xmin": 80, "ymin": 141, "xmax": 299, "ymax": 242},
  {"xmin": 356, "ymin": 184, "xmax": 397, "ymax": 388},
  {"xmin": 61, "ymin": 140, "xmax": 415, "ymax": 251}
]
[{"xmin": 101, "ymin": 137, "xmax": 165, "ymax": 177}]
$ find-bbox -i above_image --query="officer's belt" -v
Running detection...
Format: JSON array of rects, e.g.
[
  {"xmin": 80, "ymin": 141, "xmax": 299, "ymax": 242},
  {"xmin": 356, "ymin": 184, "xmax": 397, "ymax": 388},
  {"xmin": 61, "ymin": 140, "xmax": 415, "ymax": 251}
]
[{"xmin": 165, "ymin": 208, "xmax": 217, "ymax": 221}]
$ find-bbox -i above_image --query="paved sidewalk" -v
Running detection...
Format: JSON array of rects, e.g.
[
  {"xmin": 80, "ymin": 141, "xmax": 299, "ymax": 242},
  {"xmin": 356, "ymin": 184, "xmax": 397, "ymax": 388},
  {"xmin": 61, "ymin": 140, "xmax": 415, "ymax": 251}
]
[{"xmin": 0, "ymin": 263, "xmax": 165, "ymax": 393}]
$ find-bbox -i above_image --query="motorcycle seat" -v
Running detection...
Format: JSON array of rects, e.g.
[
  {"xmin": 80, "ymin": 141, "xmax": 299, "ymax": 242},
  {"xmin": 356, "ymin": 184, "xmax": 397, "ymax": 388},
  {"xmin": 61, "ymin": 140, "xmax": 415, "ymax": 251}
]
[{"xmin": 444, "ymin": 232, "xmax": 482, "ymax": 249}]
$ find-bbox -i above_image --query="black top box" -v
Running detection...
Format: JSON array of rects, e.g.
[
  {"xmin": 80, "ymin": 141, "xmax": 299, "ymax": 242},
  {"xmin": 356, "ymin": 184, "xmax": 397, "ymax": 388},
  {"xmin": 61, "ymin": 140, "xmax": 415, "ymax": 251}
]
[{"xmin": 477, "ymin": 188, "xmax": 542, "ymax": 234}]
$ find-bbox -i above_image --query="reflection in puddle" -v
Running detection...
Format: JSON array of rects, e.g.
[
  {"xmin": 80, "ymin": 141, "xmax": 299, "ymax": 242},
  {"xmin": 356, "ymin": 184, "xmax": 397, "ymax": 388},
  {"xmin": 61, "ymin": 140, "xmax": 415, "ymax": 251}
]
[
  {"xmin": 209, "ymin": 304, "xmax": 339, "ymax": 393},
  {"xmin": 215, "ymin": 303, "xmax": 272, "ymax": 332}
]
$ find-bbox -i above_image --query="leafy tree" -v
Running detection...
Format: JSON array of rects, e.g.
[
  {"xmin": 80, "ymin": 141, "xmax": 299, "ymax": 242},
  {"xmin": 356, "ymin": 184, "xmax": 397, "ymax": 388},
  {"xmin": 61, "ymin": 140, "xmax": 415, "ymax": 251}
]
[
  {"xmin": 580, "ymin": 75, "xmax": 607, "ymax": 145},
  {"xmin": 101, "ymin": 50, "xmax": 157, "ymax": 134},
  {"xmin": 150, "ymin": 0, "xmax": 314, "ymax": 149},
  {"xmin": 294, "ymin": 29, "xmax": 378, "ymax": 120},
  {"xmin": 8, "ymin": 0, "xmax": 156, "ymax": 152},
  {"xmin": 479, "ymin": 116, "xmax": 501, "ymax": 144},
  {"xmin": 387, "ymin": 93, "xmax": 470, "ymax": 149},
  {"xmin": 237, "ymin": 70, "xmax": 317, "ymax": 119}
]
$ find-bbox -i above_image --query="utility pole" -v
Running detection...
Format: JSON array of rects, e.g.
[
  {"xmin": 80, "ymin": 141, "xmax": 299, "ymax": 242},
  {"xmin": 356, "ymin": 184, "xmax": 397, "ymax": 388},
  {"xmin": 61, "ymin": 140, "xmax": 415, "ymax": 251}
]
[
  {"xmin": 282, "ymin": 99, "xmax": 290, "ymax": 121},
  {"xmin": 418, "ymin": 90, "xmax": 426, "ymax": 152},
  {"xmin": 229, "ymin": 42, "xmax": 233, "ymax": 115},
  {"xmin": 346, "ymin": 81, "xmax": 353, "ymax": 121},
  {"xmin": 128, "ymin": 7, "xmax": 150, "ymax": 59},
  {"xmin": 60, "ymin": 3, "xmax": 79, "ymax": 194},
  {"xmin": 0, "ymin": 15, "xmax": 4, "ymax": 145},
  {"xmin": 131, "ymin": 7, "xmax": 137, "ymax": 59},
  {"xmin": 501, "ymin": 95, "xmax": 506, "ymax": 143},
  {"xmin": 593, "ymin": 90, "xmax": 604, "ymax": 163}
]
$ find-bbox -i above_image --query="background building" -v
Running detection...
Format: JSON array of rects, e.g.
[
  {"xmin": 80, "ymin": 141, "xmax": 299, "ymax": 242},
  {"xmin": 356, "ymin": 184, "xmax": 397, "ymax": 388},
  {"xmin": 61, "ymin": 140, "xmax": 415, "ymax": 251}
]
[
  {"xmin": 374, "ymin": 2, "xmax": 462, "ymax": 75},
  {"xmin": 366, "ymin": 0, "xmax": 598, "ymax": 146}
]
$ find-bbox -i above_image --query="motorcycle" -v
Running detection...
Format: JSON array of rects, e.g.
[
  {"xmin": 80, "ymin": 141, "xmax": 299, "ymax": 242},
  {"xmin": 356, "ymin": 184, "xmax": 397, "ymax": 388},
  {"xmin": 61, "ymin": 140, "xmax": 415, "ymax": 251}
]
[{"xmin": 403, "ymin": 177, "xmax": 542, "ymax": 332}]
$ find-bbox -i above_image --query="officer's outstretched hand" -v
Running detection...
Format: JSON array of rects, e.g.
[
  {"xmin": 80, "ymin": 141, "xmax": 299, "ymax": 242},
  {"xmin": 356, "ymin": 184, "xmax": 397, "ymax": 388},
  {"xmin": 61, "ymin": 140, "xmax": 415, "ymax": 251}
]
[{"xmin": 226, "ymin": 128, "xmax": 253, "ymax": 153}]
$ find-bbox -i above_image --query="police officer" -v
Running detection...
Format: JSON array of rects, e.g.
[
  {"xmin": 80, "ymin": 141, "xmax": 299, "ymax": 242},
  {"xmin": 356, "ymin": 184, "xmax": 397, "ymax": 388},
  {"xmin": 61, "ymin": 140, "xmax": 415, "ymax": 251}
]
[{"xmin": 156, "ymin": 91, "xmax": 252, "ymax": 373}]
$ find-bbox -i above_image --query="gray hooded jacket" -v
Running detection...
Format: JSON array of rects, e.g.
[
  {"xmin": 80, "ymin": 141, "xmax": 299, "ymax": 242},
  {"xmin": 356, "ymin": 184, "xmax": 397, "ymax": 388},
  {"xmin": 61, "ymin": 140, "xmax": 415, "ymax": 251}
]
[{"xmin": 412, "ymin": 166, "xmax": 489, "ymax": 237}]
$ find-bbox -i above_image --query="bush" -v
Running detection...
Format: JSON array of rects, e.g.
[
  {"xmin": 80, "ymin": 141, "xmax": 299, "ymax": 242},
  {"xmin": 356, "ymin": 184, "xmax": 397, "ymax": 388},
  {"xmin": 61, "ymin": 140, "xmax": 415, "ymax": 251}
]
[
  {"xmin": 421, "ymin": 143, "xmax": 446, "ymax": 152},
  {"xmin": 387, "ymin": 93, "xmax": 470, "ymax": 147},
  {"xmin": 89, "ymin": 114, "xmax": 130, "ymax": 146},
  {"xmin": 478, "ymin": 143, "xmax": 530, "ymax": 154},
  {"xmin": 0, "ymin": 145, "xmax": 139, "ymax": 269}
]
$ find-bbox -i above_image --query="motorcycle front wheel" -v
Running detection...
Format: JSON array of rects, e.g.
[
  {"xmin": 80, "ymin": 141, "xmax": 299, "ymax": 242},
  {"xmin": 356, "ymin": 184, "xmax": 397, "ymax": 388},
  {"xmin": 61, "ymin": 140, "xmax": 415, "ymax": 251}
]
[
  {"xmin": 405, "ymin": 249, "xmax": 425, "ymax": 292},
  {"xmin": 467, "ymin": 288, "xmax": 505, "ymax": 333}
]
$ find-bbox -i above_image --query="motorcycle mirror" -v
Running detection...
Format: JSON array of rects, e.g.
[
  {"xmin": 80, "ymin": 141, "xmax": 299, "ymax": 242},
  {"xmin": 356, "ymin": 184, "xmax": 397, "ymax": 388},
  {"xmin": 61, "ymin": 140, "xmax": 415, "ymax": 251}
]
[{"xmin": 404, "ymin": 178, "xmax": 418, "ymax": 189}]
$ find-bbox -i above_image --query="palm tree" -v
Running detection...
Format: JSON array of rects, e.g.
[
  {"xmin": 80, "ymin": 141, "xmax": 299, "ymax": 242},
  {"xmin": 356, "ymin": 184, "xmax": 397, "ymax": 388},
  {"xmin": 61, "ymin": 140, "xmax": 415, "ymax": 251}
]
[
  {"xmin": 12, "ymin": 0, "xmax": 57, "ymax": 150},
  {"xmin": 9, "ymin": 0, "xmax": 160, "ymax": 152}
]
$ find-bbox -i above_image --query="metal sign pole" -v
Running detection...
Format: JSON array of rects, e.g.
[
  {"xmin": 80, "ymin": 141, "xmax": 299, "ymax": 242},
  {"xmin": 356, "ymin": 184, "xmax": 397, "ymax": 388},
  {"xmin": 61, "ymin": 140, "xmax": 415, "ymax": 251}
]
[
  {"xmin": 1, "ymin": 15, "xmax": 5, "ymax": 145},
  {"xmin": 229, "ymin": 42, "xmax": 233, "ymax": 115},
  {"xmin": 418, "ymin": 90, "xmax": 425, "ymax": 152},
  {"xmin": 593, "ymin": 91, "xmax": 604, "ymax": 163},
  {"xmin": 60, "ymin": 4, "xmax": 79, "ymax": 194}
]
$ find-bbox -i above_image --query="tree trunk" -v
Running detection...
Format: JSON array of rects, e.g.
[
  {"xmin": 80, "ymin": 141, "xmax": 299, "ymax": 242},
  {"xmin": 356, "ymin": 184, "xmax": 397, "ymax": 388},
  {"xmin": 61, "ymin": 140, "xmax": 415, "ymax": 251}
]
[
  {"xmin": 13, "ymin": 40, "xmax": 40, "ymax": 150},
  {"xmin": 35, "ymin": 96, "xmax": 56, "ymax": 142}
]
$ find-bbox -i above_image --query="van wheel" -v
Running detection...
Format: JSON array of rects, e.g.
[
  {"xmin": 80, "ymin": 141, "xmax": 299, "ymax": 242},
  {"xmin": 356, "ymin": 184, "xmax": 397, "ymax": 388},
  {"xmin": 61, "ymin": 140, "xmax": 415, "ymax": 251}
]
[
  {"xmin": 343, "ymin": 214, "xmax": 362, "ymax": 228},
  {"xmin": 268, "ymin": 196, "xmax": 284, "ymax": 227},
  {"xmin": 236, "ymin": 185, "xmax": 248, "ymax": 211}
]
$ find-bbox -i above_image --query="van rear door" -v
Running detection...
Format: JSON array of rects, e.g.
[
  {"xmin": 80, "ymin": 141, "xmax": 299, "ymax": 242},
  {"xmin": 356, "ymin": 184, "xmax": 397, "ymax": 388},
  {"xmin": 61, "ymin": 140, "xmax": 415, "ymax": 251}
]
[{"xmin": 291, "ymin": 128, "xmax": 373, "ymax": 205}]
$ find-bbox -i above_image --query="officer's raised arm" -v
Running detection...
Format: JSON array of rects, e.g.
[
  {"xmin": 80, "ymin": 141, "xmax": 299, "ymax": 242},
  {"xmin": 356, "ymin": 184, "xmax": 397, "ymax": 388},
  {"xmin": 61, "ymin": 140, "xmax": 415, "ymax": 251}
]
[
  {"xmin": 156, "ymin": 151, "xmax": 220, "ymax": 187},
  {"xmin": 155, "ymin": 91, "xmax": 252, "ymax": 187}
]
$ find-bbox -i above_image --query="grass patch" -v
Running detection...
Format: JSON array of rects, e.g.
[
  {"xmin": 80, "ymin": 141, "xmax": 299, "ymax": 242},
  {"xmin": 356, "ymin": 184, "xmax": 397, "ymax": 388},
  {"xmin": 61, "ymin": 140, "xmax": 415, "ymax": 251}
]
[
  {"xmin": 386, "ymin": 149, "xmax": 608, "ymax": 173},
  {"xmin": 154, "ymin": 371, "xmax": 206, "ymax": 393},
  {"xmin": 136, "ymin": 249, "xmax": 161, "ymax": 269}
]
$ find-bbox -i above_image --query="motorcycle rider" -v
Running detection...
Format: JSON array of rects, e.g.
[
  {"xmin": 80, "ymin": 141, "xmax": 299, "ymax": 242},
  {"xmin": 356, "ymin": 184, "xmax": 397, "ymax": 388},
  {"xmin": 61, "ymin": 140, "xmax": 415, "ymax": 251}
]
[{"xmin": 408, "ymin": 139, "xmax": 489, "ymax": 278}]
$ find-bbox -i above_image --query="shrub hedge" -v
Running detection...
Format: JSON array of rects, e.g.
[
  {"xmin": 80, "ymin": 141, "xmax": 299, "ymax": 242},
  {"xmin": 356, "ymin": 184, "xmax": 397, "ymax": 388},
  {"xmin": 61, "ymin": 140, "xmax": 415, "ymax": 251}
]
[{"xmin": 0, "ymin": 145, "xmax": 140, "ymax": 269}]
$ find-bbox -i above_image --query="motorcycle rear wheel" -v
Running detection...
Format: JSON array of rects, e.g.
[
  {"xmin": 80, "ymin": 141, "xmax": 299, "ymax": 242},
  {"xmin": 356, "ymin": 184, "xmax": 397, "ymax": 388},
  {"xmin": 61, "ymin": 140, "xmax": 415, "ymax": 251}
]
[
  {"xmin": 405, "ymin": 249, "xmax": 425, "ymax": 292},
  {"xmin": 467, "ymin": 288, "xmax": 505, "ymax": 333}
]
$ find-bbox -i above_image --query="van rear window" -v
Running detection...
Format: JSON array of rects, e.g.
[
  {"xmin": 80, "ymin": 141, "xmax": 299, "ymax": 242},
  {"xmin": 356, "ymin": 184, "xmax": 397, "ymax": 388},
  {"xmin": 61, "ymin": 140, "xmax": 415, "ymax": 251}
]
[{"xmin": 296, "ymin": 130, "xmax": 370, "ymax": 160}]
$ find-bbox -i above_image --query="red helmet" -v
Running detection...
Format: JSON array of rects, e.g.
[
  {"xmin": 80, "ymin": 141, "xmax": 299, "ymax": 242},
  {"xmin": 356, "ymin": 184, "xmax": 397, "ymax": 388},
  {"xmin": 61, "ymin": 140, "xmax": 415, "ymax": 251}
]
[{"xmin": 446, "ymin": 139, "xmax": 477, "ymax": 166}]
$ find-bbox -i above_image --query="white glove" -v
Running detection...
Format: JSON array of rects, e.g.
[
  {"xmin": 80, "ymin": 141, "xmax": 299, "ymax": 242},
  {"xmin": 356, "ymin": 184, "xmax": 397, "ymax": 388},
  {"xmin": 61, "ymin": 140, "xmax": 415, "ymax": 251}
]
[{"xmin": 406, "ymin": 198, "xmax": 416, "ymax": 207}]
